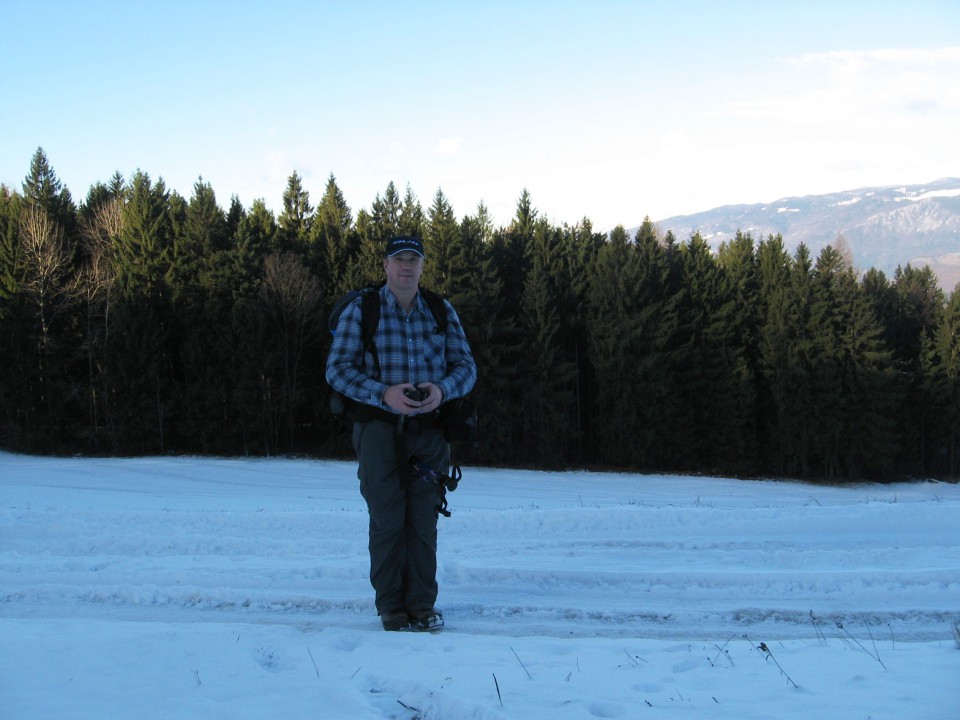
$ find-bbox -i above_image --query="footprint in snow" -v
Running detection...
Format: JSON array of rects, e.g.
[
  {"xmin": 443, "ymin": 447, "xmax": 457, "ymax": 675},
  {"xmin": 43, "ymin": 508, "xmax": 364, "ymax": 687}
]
[{"xmin": 587, "ymin": 701, "xmax": 627, "ymax": 718}]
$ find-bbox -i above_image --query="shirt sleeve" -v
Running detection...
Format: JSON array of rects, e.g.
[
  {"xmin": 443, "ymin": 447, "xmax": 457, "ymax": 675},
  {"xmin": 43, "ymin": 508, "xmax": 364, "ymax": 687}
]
[
  {"xmin": 324, "ymin": 298, "xmax": 390, "ymax": 408},
  {"xmin": 436, "ymin": 300, "xmax": 478, "ymax": 402}
]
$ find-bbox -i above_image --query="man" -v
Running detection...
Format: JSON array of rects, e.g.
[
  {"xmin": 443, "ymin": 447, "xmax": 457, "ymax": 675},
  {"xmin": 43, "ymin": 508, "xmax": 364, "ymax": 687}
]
[{"xmin": 325, "ymin": 234, "xmax": 477, "ymax": 631}]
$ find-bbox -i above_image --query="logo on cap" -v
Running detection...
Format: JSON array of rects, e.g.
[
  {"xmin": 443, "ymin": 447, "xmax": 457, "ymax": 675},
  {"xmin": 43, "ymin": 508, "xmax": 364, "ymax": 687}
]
[{"xmin": 385, "ymin": 235, "xmax": 425, "ymax": 257}]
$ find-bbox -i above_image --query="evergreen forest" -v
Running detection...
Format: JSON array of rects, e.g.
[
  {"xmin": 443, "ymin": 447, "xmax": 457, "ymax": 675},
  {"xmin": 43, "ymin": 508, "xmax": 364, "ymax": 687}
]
[{"xmin": 2, "ymin": 148, "xmax": 959, "ymax": 481}]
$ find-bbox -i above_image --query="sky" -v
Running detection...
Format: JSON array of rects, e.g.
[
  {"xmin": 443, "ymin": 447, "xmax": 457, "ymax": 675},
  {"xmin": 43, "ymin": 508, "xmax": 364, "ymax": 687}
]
[{"xmin": 2, "ymin": 0, "xmax": 959, "ymax": 231}]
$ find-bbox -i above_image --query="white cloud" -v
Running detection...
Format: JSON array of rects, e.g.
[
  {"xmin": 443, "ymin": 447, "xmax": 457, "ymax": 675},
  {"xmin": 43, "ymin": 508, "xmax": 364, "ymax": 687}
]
[
  {"xmin": 264, "ymin": 150, "xmax": 293, "ymax": 181},
  {"xmin": 793, "ymin": 47, "xmax": 960, "ymax": 68},
  {"xmin": 711, "ymin": 46, "xmax": 960, "ymax": 126},
  {"xmin": 434, "ymin": 137, "xmax": 462, "ymax": 158},
  {"xmin": 792, "ymin": 47, "xmax": 960, "ymax": 114}
]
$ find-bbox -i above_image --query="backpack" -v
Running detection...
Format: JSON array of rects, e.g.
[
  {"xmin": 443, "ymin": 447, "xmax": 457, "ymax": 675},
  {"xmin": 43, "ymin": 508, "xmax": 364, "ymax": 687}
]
[{"xmin": 327, "ymin": 282, "xmax": 449, "ymax": 418}]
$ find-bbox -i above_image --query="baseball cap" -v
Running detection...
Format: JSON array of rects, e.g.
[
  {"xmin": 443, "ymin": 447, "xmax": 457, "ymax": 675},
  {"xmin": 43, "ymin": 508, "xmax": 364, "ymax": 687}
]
[{"xmin": 385, "ymin": 235, "xmax": 425, "ymax": 258}]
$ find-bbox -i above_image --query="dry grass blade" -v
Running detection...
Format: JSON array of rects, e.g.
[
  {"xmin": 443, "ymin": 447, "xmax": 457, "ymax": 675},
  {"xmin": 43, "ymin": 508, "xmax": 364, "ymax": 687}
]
[
  {"xmin": 757, "ymin": 642, "xmax": 799, "ymax": 689},
  {"xmin": 493, "ymin": 673, "xmax": 503, "ymax": 707},
  {"xmin": 511, "ymin": 646, "xmax": 532, "ymax": 679}
]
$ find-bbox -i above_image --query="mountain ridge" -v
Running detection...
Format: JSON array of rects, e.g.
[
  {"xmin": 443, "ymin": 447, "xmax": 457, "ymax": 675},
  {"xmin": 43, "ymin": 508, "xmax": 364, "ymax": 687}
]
[{"xmin": 640, "ymin": 178, "xmax": 960, "ymax": 291}]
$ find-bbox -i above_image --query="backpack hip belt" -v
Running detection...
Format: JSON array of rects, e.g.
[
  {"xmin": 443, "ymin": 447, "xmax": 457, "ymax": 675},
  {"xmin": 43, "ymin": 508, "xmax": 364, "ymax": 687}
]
[{"xmin": 351, "ymin": 403, "xmax": 441, "ymax": 435}]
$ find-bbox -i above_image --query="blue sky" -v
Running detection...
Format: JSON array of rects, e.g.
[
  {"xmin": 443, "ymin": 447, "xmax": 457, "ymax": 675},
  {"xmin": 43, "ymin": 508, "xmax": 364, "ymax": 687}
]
[{"xmin": 2, "ymin": 0, "xmax": 958, "ymax": 230}]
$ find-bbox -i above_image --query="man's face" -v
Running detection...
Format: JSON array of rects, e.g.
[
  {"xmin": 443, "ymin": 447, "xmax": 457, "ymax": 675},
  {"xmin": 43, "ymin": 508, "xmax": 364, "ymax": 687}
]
[{"xmin": 384, "ymin": 251, "xmax": 424, "ymax": 293}]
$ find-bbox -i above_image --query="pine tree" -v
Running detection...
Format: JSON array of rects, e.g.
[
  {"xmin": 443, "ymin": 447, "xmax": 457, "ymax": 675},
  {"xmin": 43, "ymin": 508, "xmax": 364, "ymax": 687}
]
[
  {"xmin": 779, "ymin": 243, "xmax": 899, "ymax": 480},
  {"xmin": 714, "ymin": 232, "xmax": 762, "ymax": 470},
  {"xmin": 114, "ymin": 171, "xmax": 172, "ymax": 298},
  {"xmin": 355, "ymin": 214, "xmax": 387, "ymax": 286},
  {"xmin": 166, "ymin": 179, "xmax": 233, "ymax": 451},
  {"xmin": 482, "ymin": 192, "xmax": 540, "ymax": 463},
  {"xmin": 890, "ymin": 264, "xmax": 944, "ymax": 474},
  {"xmin": 517, "ymin": 221, "xmax": 578, "ymax": 466},
  {"xmin": 169, "ymin": 178, "xmax": 227, "ymax": 297},
  {"xmin": 399, "ymin": 184, "xmax": 425, "ymax": 238},
  {"xmin": 356, "ymin": 182, "xmax": 404, "ymax": 282},
  {"xmin": 717, "ymin": 231, "xmax": 761, "ymax": 376},
  {"xmin": 834, "ymin": 269, "xmax": 899, "ymax": 478},
  {"xmin": 806, "ymin": 245, "xmax": 849, "ymax": 477},
  {"xmin": 233, "ymin": 199, "xmax": 276, "ymax": 284},
  {"xmin": 225, "ymin": 195, "xmax": 244, "ymax": 240},
  {"xmin": 586, "ymin": 225, "xmax": 646, "ymax": 466},
  {"xmin": 491, "ymin": 190, "xmax": 535, "ymax": 312},
  {"xmin": 760, "ymin": 243, "xmax": 815, "ymax": 475},
  {"xmin": 452, "ymin": 204, "xmax": 513, "ymax": 464},
  {"xmin": 223, "ymin": 199, "xmax": 278, "ymax": 453},
  {"xmin": 309, "ymin": 174, "xmax": 357, "ymax": 298},
  {"xmin": 423, "ymin": 188, "xmax": 460, "ymax": 295},
  {"xmin": 632, "ymin": 218, "xmax": 684, "ymax": 468},
  {"xmin": 677, "ymin": 233, "xmax": 756, "ymax": 473},
  {"xmin": 755, "ymin": 234, "xmax": 794, "ymax": 469},
  {"xmin": 370, "ymin": 182, "xmax": 402, "ymax": 241},
  {"xmin": 923, "ymin": 287, "xmax": 960, "ymax": 477},
  {"xmin": 108, "ymin": 171, "xmax": 174, "ymax": 452},
  {"xmin": 277, "ymin": 172, "xmax": 313, "ymax": 253},
  {"xmin": 557, "ymin": 219, "xmax": 604, "ymax": 463},
  {"xmin": 0, "ymin": 185, "xmax": 22, "ymax": 311},
  {"xmin": 861, "ymin": 267, "xmax": 896, "ymax": 349},
  {"xmin": 106, "ymin": 298, "xmax": 172, "ymax": 452},
  {"xmin": 22, "ymin": 148, "xmax": 76, "ymax": 243}
]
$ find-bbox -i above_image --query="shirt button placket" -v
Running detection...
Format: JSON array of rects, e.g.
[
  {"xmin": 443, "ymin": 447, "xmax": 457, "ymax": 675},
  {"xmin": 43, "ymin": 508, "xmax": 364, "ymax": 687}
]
[{"xmin": 407, "ymin": 317, "xmax": 415, "ymax": 374}]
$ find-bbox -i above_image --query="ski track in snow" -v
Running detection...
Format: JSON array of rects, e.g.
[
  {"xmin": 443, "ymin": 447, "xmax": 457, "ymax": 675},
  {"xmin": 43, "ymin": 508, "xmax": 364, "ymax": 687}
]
[{"xmin": 2, "ymin": 454, "xmax": 958, "ymax": 644}]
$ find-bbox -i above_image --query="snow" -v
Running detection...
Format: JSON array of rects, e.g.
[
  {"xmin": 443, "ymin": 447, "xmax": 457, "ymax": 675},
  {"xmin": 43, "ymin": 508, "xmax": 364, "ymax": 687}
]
[
  {"xmin": 2, "ymin": 452, "xmax": 958, "ymax": 719},
  {"xmin": 830, "ymin": 197, "xmax": 862, "ymax": 207},
  {"xmin": 894, "ymin": 188, "xmax": 960, "ymax": 202}
]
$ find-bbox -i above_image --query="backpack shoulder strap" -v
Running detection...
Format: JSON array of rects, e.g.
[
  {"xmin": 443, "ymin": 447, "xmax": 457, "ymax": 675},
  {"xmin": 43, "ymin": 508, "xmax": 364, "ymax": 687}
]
[
  {"xmin": 360, "ymin": 287, "xmax": 381, "ymax": 348},
  {"xmin": 419, "ymin": 287, "xmax": 449, "ymax": 333},
  {"xmin": 359, "ymin": 284, "xmax": 382, "ymax": 370}
]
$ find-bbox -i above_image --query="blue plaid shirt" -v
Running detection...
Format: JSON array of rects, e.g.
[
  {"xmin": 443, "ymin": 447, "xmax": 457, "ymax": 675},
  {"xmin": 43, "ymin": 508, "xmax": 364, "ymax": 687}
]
[{"xmin": 326, "ymin": 286, "xmax": 477, "ymax": 411}]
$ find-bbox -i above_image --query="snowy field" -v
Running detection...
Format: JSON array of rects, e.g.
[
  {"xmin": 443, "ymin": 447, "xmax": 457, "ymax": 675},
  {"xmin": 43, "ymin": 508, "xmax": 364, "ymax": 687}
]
[{"xmin": 1, "ymin": 452, "xmax": 958, "ymax": 719}]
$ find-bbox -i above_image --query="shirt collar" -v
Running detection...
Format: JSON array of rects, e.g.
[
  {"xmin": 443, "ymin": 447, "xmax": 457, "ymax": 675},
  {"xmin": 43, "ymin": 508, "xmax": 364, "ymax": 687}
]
[{"xmin": 383, "ymin": 286, "xmax": 426, "ymax": 316}]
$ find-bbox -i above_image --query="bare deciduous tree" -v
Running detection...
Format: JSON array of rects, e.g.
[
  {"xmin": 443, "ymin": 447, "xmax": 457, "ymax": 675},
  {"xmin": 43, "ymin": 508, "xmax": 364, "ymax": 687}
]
[
  {"xmin": 259, "ymin": 252, "xmax": 324, "ymax": 450},
  {"xmin": 77, "ymin": 197, "xmax": 124, "ymax": 440},
  {"xmin": 834, "ymin": 232, "xmax": 856, "ymax": 274},
  {"xmin": 21, "ymin": 206, "xmax": 69, "ymax": 350},
  {"xmin": 19, "ymin": 205, "xmax": 74, "ymax": 417}
]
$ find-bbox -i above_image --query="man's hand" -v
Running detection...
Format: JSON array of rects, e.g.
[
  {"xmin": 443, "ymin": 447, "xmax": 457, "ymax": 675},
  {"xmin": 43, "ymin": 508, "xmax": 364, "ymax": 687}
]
[{"xmin": 384, "ymin": 383, "xmax": 444, "ymax": 415}]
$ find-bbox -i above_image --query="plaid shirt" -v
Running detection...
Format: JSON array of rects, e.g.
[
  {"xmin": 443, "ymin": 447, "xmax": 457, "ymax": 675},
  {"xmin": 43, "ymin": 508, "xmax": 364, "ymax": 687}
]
[{"xmin": 326, "ymin": 285, "xmax": 477, "ymax": 411}]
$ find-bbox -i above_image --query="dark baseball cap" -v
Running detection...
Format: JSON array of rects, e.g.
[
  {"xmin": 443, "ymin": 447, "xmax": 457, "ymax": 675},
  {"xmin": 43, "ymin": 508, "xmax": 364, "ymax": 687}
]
[{"xmin": 385, "ymin": 235, "xmax": 425, "ymax": 258}]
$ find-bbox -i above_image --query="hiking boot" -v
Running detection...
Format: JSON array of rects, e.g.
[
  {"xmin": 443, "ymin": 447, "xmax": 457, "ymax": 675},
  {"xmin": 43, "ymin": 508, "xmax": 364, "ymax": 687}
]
[
  {"xmin": 411, "ymin": 608, "xmax": 444, "ymax": 632},
  {"xmin": 381, "ymin": 611, "xmax": 410, "ymax": 632}
]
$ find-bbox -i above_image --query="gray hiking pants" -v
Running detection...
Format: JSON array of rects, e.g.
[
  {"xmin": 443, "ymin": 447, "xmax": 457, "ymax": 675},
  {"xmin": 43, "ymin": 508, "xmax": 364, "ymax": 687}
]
[{"xmin": 352, "ymin": 419, "xmax": 450, "ymax": 617}]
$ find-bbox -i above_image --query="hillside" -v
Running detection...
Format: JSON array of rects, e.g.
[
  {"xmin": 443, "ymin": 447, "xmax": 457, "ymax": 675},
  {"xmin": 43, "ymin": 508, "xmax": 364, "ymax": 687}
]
[{"xmin": 646, "ymin": 178, "xmax": 960, "ymax": 291}]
